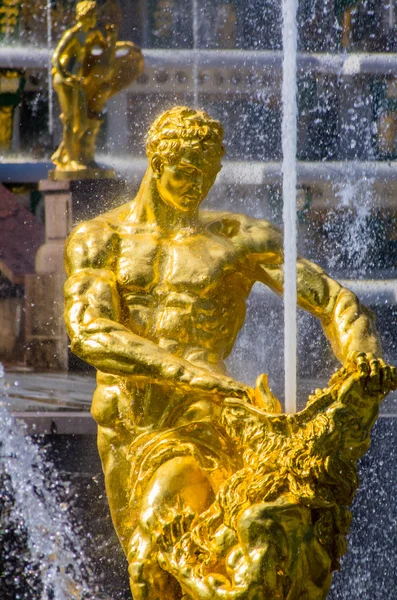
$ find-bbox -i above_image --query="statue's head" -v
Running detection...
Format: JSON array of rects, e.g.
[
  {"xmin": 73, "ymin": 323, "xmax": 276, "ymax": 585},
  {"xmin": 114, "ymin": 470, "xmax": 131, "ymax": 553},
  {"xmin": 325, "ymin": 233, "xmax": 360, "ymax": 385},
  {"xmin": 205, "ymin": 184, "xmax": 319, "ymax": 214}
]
[
  {"xmin": 146, "ymin": 106, "xmax": 225, "ymax": 213},
  {"xmin": 76, "ymin": 1, "xmax": 97, "ymax": 29}
]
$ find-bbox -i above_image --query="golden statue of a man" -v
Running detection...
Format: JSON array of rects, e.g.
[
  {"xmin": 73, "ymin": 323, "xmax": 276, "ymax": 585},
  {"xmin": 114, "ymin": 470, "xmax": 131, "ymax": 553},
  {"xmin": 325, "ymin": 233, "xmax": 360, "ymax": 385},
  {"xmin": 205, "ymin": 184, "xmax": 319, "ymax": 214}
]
[
  {"xmin": 64, "ymin": 107, "xmax": 396, "ymax": 599},
  {"xmin": 51, "ymin": 0, "xmax": 143, "ymax": 179}
]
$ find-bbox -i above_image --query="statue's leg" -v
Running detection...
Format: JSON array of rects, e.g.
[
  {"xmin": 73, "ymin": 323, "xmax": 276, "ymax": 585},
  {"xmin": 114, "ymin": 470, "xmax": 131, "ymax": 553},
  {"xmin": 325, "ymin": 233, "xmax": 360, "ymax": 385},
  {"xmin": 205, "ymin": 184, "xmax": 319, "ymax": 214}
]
[
  {"xmin": 127, "ymin": 456, "xmax": 215, "ymax": 600},
  {"xmin": 341, "ymin": 6, "xmax": 356, "ymax": 49},
  {"xmin": 140, "ymin": 456, "xmax": 215, "ymax": 532},
  {"xmin": 79, "ymin": 116, "xmax": 102, "ymax": 167},
  {"xmin": 52, "ymin": 80, "xmax": 75, "ymax": 166},
  {"xmin": 98, "ymin": 426, "xmax": 179, "ymax": 599},
  {"xmin": 53, "ymin": 79, "xmax": 87, "ymax": 169},
  {"xmin": 97, "ymin": 425, "xmax": 135, "ymax": 553},
  {"xmin": 233, "ymin": 502, "xmax": 333, "ymax": 599},
  {"xmin": 75, "ymin": 87, "xmax": 92, "ymax": 167}
]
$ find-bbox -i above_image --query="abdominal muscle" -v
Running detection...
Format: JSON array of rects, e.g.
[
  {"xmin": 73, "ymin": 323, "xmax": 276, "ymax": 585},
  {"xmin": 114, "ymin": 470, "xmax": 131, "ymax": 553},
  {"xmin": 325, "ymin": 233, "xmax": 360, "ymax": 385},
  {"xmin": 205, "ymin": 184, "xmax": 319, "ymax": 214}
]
[
  {"xmin": 91, "ymin": 356, "xmax": 219, "ymax": 435},
  {"xmin": 91, "ymin": 294, "xmax": 240, "ymax": 435},
  {"xmin": 123, "ymin": 291, "xmax": 243, "ymax": 362}
]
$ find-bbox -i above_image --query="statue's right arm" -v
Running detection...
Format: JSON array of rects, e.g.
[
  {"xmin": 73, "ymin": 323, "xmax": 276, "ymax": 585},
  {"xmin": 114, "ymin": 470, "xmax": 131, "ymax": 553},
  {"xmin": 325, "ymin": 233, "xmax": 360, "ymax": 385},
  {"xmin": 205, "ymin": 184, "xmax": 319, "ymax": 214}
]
[{"xmin": 64, "ymin": 223, "xmax": 251, "ymax": 400}]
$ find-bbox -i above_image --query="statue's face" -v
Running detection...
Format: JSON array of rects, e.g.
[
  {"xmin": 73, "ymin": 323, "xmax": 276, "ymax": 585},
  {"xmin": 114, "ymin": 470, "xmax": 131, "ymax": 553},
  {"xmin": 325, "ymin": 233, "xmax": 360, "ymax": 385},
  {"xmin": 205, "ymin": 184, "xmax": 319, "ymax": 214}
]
[
  {"xmin": 154, "ymin": 149, "xmax": 222, "ymax": 214},
  {"xmin": 80, "ymin": 12, "xmax": 97, "ymax": 31}
]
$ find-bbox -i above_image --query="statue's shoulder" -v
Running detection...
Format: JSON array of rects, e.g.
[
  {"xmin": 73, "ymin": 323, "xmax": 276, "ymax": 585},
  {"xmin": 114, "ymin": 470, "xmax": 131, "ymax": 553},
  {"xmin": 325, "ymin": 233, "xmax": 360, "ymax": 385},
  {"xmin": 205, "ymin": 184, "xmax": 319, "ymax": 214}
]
[
  {"xmin": 66, "ymin": 216, "xmax": 112, "ymax": 245},
  {"xmin": 68, "ymin": 202, "xmax": 130, "ymax": 240},
  {"xmin": 201, "ymin": 210, "xmax": 282, "ymax": 254},
  {"xmin": 65, "ymin": 202, "xmax": 131, "ymax": 269}
]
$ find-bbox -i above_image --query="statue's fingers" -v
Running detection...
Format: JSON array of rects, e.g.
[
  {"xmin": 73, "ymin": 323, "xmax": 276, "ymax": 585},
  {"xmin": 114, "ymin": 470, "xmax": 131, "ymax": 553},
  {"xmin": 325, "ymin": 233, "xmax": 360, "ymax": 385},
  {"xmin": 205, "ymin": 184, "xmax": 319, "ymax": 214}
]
[
  {"xmin": 368, "ymin": 358, "xmax": 381, "ymax": 390},
  {"xmin": 381, "ymin": 364, "xmax": 391, "ymax": 389},
  {"xmin": 357, "ymin": 354, "xmax": 370, "ymax": 376},
  {"xmin": 391, "ymin": 365, "xmax": 397, "ymax": 383},
  {"xmin": 369, "ymin": 358, "xmax": 380, "ymax": 377}
]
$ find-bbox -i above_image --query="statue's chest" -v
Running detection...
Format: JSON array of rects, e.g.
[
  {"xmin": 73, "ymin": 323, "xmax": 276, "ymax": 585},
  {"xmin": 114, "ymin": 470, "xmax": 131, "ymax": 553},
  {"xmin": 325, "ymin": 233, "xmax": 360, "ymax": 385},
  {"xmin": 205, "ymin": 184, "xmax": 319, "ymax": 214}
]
[{"xmin": 117, "ymin": 232, "xmax": 238, "ymax": 293}]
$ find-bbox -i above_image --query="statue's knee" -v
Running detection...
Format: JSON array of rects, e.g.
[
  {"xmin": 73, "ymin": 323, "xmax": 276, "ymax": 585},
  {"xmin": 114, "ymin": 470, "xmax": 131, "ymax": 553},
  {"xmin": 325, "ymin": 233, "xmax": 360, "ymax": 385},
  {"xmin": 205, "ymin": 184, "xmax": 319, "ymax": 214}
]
[{"xmin": 140, "ymin": 456, "xmax": 214, "ymax": 530}]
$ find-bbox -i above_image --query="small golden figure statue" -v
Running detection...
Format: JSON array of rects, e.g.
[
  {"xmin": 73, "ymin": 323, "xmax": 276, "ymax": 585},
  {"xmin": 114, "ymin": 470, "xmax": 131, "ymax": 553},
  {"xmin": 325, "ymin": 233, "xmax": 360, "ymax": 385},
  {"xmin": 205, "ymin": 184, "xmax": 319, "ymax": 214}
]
[
  {"xmin": 51, "ymin": 0, "xmax": 143, "ymax": 180},
  {"xmin": 336, "ymin": 0, "xmax": 360, "ymax": 49},
  {"xmin": 64, "ymin": 107, "xmax": 397, "ymax": 599}
]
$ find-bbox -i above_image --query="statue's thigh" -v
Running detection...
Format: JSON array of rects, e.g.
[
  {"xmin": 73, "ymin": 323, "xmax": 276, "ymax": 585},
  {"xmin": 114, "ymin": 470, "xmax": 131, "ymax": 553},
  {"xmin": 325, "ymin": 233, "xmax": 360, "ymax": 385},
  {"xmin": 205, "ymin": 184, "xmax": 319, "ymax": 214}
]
[
  {"xmin": 127, "ymin": 456, "xmax": 212, "ymax": 600},
  {"xmin": 54, "ymin": 81, "xmax": 75, "ymax": 117},
  {"xmin": 140, "ymin": 456, "xmax": 215, "ymax": 532},
  {"xmin": 97, "ymin": 426, "xmax": 132, "ymax": 551}
]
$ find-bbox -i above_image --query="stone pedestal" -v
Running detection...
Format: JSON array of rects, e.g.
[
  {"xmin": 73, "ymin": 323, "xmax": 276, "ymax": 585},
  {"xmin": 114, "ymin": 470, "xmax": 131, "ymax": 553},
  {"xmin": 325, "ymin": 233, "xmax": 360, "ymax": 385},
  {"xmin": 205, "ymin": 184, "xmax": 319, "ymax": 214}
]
[
  {"xmin": 48, "ymin": 167, "xmax": 116, "ymax": 183},
  {"xmin": 24, "ymin": 272, "xmax": 68, "ymax": 370},
  {"xmin": 29, "ymin": 177, "xmax": 126, "ymax": 370},
  {"xmin": 35, "ymin": 180, "xmax": 72, "ymax": 276}
]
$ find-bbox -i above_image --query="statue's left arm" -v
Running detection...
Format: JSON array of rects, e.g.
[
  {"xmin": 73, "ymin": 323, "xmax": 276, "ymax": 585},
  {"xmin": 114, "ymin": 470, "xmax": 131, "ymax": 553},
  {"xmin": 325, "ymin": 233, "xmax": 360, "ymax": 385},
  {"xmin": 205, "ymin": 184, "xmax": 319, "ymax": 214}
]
[
  {"xmin": 262, "ymin": 255, "xmax": 380, "ymax": 364},
  {"xmin": 233, "ymin": 215, "xmax": 382, "ymax": 364}
]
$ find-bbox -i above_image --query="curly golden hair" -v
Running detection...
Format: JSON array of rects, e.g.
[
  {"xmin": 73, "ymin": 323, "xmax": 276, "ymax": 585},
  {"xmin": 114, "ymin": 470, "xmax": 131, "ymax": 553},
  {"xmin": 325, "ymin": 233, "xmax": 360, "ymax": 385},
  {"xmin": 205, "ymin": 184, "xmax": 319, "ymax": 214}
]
[
  {"xmin": 146, "ymin": 106, "xmax": 225, "ymax": 165},
  {"xmin": 76, "ymin": 1, "xmax": 97, "ymax": 20}
]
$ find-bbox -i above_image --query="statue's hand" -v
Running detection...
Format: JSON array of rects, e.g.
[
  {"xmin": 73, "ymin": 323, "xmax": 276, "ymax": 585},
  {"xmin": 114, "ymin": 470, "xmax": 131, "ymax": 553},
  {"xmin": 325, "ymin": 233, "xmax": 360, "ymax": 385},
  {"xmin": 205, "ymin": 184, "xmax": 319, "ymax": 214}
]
[
  {"xmin": 164, "ymin": 362, "xmax": 253, "ymax": 403},
  {"xmin": 188, "ymin": 369, "xmax": 254, "ymax": 403},
  {"xmin": 342, "ymin": 351, "xmax": 397, "ymax": 394}
]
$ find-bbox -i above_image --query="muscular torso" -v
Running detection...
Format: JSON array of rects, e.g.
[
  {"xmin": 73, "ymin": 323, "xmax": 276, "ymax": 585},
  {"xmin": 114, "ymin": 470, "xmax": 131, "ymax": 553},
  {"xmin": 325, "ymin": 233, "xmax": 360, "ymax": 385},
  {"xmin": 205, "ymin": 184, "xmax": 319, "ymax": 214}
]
[
  {"xmin": 66, "ymin": 208, "xmax": 279, "ymax": 431},
  {"xmin": 117, "ymin": 224, "xmax": 253, "ymax": 371},
  {"xmin": 66, "ymin": 205, "xmax": 362, "ymax": 432}
]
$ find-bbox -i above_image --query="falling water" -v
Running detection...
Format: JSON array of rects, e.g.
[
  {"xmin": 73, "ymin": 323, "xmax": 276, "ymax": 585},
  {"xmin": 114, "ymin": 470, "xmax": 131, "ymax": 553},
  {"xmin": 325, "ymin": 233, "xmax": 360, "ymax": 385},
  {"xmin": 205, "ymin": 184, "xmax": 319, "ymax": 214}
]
[
  {"xmin": 389, "ymin": 1, "xmax": 395, "ymax": 29},
  {"xmin": 281, "ymin": 0, "xmax": 299, "ymax": 413},
  {"xmin": 47, "ymin": 0, "xmax": 53, "ymax": 136},
  {"xmin": 192, "ymin": 0, "xmax": 199, "ymax": 108},
  {"xmin": 0, "ymin": 364, "xmax": 94, "ymax": 598}
]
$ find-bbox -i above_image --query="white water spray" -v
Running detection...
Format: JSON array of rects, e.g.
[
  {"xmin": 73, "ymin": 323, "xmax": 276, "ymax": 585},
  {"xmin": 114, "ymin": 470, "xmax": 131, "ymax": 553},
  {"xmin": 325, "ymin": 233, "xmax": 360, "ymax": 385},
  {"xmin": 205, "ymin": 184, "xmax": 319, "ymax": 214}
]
[
  {"xmin": 0, "ymin": 364, "xmax": 94, "ymax": 598},
  {"xmin": 281, "ymin": 0, "xmax": 299, "ymax": 413},
  {"xmin": 47, "ymin": 0, "xmax": 53, "ymax": 136},
  {"xmin": 192, "ymin": 0, "xmax": 199, "ymax": 108}
]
